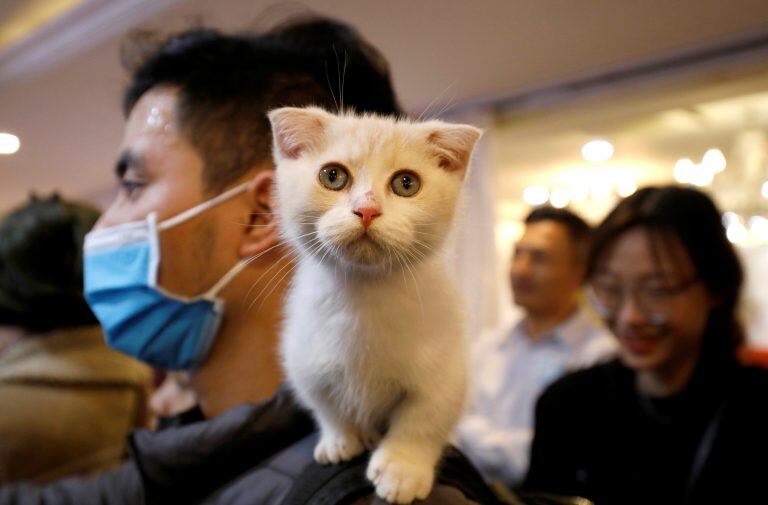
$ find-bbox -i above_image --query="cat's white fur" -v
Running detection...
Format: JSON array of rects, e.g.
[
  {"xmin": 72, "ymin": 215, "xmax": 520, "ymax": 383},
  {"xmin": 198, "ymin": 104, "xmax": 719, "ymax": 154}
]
[{"xmin": 269, "ymin": 107, "xmax": 481, "ymax": 504}]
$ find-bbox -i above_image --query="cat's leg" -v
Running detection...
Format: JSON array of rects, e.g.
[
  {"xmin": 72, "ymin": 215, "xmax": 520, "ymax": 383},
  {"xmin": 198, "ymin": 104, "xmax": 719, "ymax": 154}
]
[
  {"xmin": 367, "ymin": 377, "xmax": 465, "ymax": 503},
  {"xmin": 307, "ymin": 394, "xmax": 366, "ymax": 465}
]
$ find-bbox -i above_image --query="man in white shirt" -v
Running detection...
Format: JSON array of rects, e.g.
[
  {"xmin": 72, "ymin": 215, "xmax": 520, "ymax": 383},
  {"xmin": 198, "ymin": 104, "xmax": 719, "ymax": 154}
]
[{"xmin": 458, "ymin": 206, "xmax": 616, "ymax": 488}]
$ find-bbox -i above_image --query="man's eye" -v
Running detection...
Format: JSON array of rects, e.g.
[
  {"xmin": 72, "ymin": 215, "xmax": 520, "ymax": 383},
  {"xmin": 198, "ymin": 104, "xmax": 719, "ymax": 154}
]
[{"xmin": 119, "ymin": 180, "xmax": 144, "ymax": 196}]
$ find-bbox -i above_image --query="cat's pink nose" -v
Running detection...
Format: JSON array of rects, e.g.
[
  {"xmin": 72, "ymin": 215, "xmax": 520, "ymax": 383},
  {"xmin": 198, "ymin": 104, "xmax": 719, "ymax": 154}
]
[{"xmin": 353, "ymin": 207, "xmax": 382, "ymax": 230}]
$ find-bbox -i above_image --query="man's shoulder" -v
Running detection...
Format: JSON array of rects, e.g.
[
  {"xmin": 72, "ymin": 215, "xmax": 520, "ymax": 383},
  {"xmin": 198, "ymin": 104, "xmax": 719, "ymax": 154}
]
[
  {"xmin": 254, "ymin": 435, "xmax": 498, "ymax": 505},
  {"xmin": 134, "ymin": 393, "xmax": 497, "ymax": 505}
]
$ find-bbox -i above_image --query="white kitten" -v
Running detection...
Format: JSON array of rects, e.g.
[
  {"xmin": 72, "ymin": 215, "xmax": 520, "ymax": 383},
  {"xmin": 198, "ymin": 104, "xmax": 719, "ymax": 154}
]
[{"xmin": 269, "ymin": 107, "xmax": 481, "ymax": 504}]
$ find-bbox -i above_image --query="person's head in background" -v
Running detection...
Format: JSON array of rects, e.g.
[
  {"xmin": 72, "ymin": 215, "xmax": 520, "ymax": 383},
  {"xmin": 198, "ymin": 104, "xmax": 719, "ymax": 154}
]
[
  {"xmin": 511, "ymin": 206, "xmax": 592, "ymax": 338},
  {"xmin": 587, "ymin": 186, "xmax": 743, "ymax": 396},
  {"xmin": 93, "ymin": 16, "xmax": 400, "ymax": 417},
  {"xmin": 0, "ymin": 194, "xmax": 99, "ymax": 348}
]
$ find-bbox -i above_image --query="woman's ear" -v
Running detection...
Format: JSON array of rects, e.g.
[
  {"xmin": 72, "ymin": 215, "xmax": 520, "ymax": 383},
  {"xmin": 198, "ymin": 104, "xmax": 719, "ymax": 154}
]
[{"xmin": 240, "ymin": 169, "xmax": 280, "ymax": 259}]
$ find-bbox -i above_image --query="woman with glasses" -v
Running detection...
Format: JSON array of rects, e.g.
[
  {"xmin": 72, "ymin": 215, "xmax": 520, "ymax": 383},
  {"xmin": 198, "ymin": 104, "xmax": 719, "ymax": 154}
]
[{"xmin": 521, "ymin": 186, "xmax": 768, "ymax": 505}]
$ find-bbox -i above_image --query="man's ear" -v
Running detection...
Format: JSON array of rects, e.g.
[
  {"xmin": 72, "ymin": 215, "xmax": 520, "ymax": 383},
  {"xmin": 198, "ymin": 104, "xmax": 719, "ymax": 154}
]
[
  {"xmin": 268, "ymin": 106, "xmax": 330, "ymax": 162},
  {"xmin": 239, "ymin": 169, "xmax": 280, "ymax": 259}
]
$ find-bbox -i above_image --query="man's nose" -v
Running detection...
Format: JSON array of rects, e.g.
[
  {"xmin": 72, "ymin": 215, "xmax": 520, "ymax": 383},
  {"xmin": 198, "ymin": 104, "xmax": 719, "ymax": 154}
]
[
  {"xmin": 512, "ymin": 254, "xmax": 532, "ymax": 277},
  {"xmin": 353, "ymin": 206, "xmax": 382, "ymax": 230}
]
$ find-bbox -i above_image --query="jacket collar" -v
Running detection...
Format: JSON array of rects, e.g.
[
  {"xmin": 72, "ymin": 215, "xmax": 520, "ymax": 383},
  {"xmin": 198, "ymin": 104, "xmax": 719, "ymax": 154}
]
[{"xmin": 130, "ymin": 386, "xmax": 313, "ymax": 504}]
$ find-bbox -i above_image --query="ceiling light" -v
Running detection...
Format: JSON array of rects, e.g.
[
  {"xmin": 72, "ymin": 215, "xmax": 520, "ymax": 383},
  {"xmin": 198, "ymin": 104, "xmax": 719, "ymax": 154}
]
[
  {"xmin": 702, "ymin": 148, "xmax": 726, "ymax": 173},
  {"xmin": 569, "ymin": 181, "xmax": 590, "ymax": 202},
  {"xmin": 549, "ymin": 188, "xmax": 570, "ymax": 208},
  {"xmin": 749, "ymin": 216, "xmax": 768, "ymax": 242},
  {"xmin": 674, "ymin": 158, "xmax": 695, "ymax": 184},
  {"xmin": 0, "ymin": 133, "xmax": 20, "ymax": 155},
  {"xmin": 616, "ymin": 178, "xmax": 637, "ymax": 198},
  {"xmin": 581, "ymin": 140, "xmax": 614, "ymax": 163},
  {"xmin": 726, "ymin": 221, "xmax": 748, "ymax": 245},
  {"xmin": 722, "ymin": 212, "xmax": 740, "ymax": 228},
  {"xmin": 591, "ymin": 180, "xmax": 613, "ymax": 199},
  {"xmin": 522, "ymin": 186, "xmax": 549, "ymax": 206},
  {"xmin": 689, "ymin": 167, "xmax": 714, "ymax": 187}
]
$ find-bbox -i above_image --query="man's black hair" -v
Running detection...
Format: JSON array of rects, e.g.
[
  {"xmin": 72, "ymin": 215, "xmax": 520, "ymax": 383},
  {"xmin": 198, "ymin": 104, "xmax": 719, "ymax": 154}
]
[
  {"xmin": 122, "ymin": 17, "xmax": 401, "ymax": 192},
  {"xmin": 524, "ymin": 205, "xmax": 592, "ymax": 261},
  {"xmin": 0, "ymin": 194, "xmax": 100, "ymax": 333}
]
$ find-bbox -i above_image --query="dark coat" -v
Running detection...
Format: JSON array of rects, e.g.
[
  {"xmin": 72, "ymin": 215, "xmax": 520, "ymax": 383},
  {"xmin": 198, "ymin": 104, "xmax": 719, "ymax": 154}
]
[
  {"xmin": 0, "ymin": 388, "xmax": 498, "ymax": 505},
  {"xmin": 522, "ymin": 359, "xmax": 768, "ymax": 505}
]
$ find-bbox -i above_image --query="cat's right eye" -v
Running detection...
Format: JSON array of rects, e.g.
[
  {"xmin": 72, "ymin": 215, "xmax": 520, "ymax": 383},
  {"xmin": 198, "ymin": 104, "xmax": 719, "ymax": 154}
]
[{"xmin": 318, "ymin": 163, "xmax": 350, "ymax": 191}]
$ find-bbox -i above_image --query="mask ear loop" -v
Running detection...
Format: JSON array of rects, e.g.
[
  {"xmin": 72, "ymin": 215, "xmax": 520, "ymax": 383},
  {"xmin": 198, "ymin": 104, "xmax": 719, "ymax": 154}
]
[
  {"xmin": 152, "ymin": 181, "xmax": 252, "ymax": 298},
  {"xmin": 157, "ymin": 182, "xmax": 250, "ymax": 232},
  {"xmin": 203, "ymin": 259, "xmax": 251, "ymax": 299}
]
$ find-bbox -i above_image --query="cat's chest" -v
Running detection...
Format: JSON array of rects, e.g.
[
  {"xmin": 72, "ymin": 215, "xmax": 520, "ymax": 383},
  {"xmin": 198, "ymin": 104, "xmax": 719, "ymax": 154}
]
[{"xmin": 288, "ymin": 266, "xmax": 424, "ymax": 336}]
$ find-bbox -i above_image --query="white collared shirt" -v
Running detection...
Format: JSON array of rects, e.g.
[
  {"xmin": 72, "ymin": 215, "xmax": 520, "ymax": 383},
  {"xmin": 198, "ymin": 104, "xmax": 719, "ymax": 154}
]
[{"xmin": 457, "ymin": 305, "xmax": 617, "ymax": 486}]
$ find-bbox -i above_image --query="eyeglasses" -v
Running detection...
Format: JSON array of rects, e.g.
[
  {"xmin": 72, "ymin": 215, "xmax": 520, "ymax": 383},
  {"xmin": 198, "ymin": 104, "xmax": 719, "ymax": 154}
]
[{"xmin": 587, "ymin": 274, "xmax": 699, "ymax": 323}]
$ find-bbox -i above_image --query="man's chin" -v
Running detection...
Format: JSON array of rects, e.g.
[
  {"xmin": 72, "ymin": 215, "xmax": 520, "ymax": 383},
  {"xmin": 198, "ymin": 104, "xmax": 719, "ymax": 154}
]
[{"xmin": 511, "ymin": 292, "xmax": 539, "ymax": 311}]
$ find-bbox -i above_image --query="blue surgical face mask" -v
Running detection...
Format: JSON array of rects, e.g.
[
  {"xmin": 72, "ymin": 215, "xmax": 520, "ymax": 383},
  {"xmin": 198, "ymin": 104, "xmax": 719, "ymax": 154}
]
[{"xmin": 83, "ymin": 183, "xmax": 250, "ymax": 370}]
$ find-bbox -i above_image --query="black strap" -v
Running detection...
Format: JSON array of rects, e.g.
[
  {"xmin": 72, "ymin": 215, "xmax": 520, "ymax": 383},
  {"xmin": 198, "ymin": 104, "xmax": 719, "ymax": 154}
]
[
  {"xmin": 684, "ymin": 402, "xmax": 727, "ymax": 504},
  {"xmin": 284, "ymin": 446, "xmax": 501, "ymax": 505},
  {"xmin": 282, "ymin": 453, "xmax": 371, "ymax": 505},
  {"xmin": 437, "ymin": 447, "xmax": 504, "ymax": 504}
]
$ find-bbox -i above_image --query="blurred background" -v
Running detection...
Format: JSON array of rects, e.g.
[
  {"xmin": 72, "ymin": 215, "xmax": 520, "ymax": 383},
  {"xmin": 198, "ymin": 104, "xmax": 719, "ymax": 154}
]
[{"xmin": 1, "ymin": 0, "xmax": 768, "ymax": 348}]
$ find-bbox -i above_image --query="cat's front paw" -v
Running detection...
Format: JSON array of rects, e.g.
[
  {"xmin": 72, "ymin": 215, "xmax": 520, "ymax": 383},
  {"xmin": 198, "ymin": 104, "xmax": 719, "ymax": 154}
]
[
  {"xmin": 314, "ymin": 432, "xmax": 365, "ymax": 465},
  {"xmin": 366, "ymin": 446, "xmax": 435, "ymax": 504}
]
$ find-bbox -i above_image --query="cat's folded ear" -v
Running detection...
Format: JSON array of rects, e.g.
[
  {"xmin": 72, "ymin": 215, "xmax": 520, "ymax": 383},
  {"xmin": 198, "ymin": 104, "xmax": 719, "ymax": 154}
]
[
  {"xmin": 425, "ymin": 124, "xmax": 483, "ymax": 176},
  {"xmin": 268, "ymin": 107, "xmax": 331, "ymax": 162}
]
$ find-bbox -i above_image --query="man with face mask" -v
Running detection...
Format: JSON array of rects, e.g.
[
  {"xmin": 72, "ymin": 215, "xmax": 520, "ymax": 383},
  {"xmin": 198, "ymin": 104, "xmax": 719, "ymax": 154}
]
[{"xmin": 0, "ymin": 17, "xmax": 501, "ymax": 505}]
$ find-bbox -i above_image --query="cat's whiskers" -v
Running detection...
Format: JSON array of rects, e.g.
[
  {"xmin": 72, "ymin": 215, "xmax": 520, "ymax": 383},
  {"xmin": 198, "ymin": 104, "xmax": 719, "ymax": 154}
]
[
  {"xmin": 417, "ymin": 81, "xmax": 456, "ymax": 122},
  {"xmin": 323, "ymin": 60, "xmax": 339, "ymax": 112},
  {"xmin": 239, "ymin": 230, "xmax": 320, "ymax": 311},
  {"xmin": 252, "ymin": 256, "xmax": 302, "ymax": 314},
  {"xmin": 245, "ymin": 236, "xmax": 325, "ymax": 314},
  {"xmin": 241, "ymin": 249, "xmax": 295, "ymax": 313},
  {"xmin": 232, "ymin": 221, "xmax": 315, "ymax": 228},
  {"xmin": 316, "ymin": 238, "xmax": 336, "ymax": 266},
  {"xmin": 384, "ymin": 243, "xmax": 394, "ymax": 275},
  {"xmin": 234, "ymin": 235, "xmax": 295, "ymax": 275},
  {"xmin": 410, "ymin": 237, "xmax": 434, "ymax": 254},
  {"xmin": 431, "ymin": 88, "xmax": 458, "ymax": 119},
  {"xmin": 399, "ymin": 250, "xmax": 426, "ymax": 323}
]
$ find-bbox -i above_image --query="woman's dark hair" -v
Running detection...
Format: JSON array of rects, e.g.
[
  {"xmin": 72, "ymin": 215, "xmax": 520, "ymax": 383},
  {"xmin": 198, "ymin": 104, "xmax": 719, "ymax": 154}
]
[
  {"xmin": 587, "ymin": 185, "xmax": 744, "ymax": 360},
  {"xmin": 0, "ymin": 194, "xmax": 100, "ymax": 333}
]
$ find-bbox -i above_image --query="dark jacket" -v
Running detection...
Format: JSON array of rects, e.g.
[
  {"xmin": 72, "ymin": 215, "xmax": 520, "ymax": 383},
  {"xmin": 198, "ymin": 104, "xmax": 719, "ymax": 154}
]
[
  {"xmin": 522, "ymin": 358, "xmax": 768, "ymax": 505},
  {"xmin": 0, "ymin": 388, "xmax": 499, "ymax": 505}
]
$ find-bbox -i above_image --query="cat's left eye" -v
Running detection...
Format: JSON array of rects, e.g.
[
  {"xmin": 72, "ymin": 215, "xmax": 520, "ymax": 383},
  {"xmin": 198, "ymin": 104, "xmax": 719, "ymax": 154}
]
[{"xmin": 390, "ymin": 171, "xmax": 421, "ymax": 197}]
